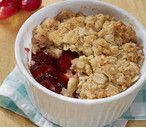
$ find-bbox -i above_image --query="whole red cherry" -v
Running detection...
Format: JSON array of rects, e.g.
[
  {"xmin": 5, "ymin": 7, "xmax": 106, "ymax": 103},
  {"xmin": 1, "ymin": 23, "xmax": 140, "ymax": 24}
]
[
  {"xmin": 20, "ymin": 0, "xmax": 42, "ymax": 11},
  {"xmin": 0, "ymin": 0, "xmax": 20, "ymax": 19}
]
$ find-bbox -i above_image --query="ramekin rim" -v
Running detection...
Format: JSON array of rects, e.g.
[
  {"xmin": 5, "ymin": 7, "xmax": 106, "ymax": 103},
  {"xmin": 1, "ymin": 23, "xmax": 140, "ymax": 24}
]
[{"xmin": 15, "ymin": 0, "xmax": 146, "ymax": 104}]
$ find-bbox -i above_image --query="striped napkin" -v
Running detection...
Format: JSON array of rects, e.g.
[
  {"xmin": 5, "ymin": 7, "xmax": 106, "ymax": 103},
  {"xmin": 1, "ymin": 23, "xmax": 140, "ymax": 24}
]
[{"xmin": 0, "ymin": 66, "xmax": 146, "ymax": 126}]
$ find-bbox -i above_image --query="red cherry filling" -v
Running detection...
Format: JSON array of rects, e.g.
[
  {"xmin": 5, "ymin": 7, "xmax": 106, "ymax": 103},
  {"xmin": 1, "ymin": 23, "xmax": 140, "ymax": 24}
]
[
  {"xmin": 30, "ymin": 64, "xmax": 49, "ymax": 78},
  {"xmin": 73, "ymin": 91, "xmax": 79, "ymax": 98},
  {"xmin": 32, "ymin": 51, "xmax": 53, "ymax": 65},
  {"xmin": 0, "ymin": 0, "xmax": 20, "ymax": 19},
  {"xmin": 30, "ymin": 49, "xmax": 78, "ymax": 94},
  {"xmin": 58, "ymin": 73, "xmax": 69, "ymax": 88},
  {"xmin": 58, "ymin": 50, "xmax": 79, "ymax": 72},
  {"xmin": 40, "ymin": 80, "xmax": 62, "ymax": 94}
]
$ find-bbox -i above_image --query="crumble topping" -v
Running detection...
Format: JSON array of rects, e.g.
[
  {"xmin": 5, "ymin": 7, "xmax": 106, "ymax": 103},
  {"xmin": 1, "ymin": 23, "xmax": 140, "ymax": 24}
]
[{"xmin": 31, "ymin": 9, "xmax": 144, "ymax": 99}]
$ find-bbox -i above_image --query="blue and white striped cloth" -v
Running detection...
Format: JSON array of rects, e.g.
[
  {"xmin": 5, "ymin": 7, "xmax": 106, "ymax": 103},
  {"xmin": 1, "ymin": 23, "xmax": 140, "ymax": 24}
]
[{"xmin": 0, "ymin": 67, "xmax": 146, "ymax": 126}]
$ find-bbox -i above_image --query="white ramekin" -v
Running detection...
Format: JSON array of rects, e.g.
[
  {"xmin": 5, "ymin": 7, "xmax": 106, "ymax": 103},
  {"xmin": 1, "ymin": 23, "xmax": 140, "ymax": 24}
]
[{"xmin": 15, "ymin": 0, "xmax": 146, "ymax": 126}]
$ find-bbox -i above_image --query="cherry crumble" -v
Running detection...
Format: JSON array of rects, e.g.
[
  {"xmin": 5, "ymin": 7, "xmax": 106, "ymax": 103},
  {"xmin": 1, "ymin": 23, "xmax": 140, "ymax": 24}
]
[{"xmin": 30, "ymin": 10, "xmax": 144, "ymax": 99}]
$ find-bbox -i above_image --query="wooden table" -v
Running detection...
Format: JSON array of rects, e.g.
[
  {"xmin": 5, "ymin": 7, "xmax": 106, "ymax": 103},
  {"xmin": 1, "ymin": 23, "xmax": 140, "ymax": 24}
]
[{"xmin": 0, "ymin": 0, "xmax": 146, "ymax": 126}]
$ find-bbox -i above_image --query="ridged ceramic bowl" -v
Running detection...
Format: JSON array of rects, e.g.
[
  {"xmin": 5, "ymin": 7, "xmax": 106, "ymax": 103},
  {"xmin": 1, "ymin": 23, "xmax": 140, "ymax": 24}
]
[{"xmin": 15, "ymin": 0, "xmax": 146, "ymax": 126}]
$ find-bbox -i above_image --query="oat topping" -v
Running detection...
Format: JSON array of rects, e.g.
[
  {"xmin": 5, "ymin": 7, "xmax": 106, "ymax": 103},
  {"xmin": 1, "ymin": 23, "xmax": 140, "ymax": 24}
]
[{"xmin": 31, "ymin": 10, "xmax": 144, "ymax": 99}]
